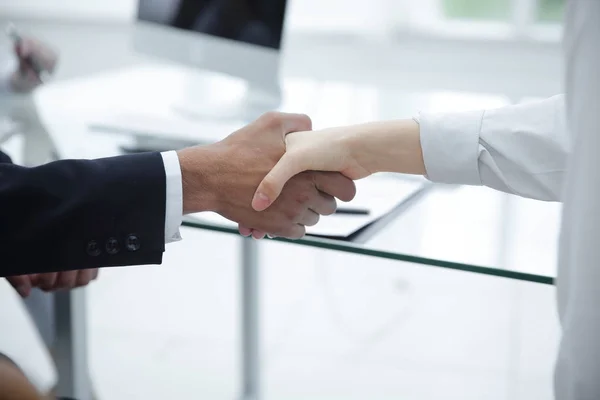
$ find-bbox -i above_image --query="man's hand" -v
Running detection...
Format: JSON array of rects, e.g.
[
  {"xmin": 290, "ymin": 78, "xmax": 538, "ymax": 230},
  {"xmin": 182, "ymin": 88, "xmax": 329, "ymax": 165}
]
[
  {"xmin": 6, "ymin": 269, "xmax": 99, "ymax": 298},
  {"xmin": 177, "ymin": 112, "xmax": 356, "ymax": 239},
  {"xmin": 10, "ymin": 36, "xmax": 58, "ymax": 93}
]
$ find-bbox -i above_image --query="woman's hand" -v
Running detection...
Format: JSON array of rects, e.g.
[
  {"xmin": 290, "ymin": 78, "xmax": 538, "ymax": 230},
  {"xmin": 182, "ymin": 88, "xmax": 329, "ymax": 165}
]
[{"xmin": 251, "ymin": 127, "xmax": 372, "ymax": 212}]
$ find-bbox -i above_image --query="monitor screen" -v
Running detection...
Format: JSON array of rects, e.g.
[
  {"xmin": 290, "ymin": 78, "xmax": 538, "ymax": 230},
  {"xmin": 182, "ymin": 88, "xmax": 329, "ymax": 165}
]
[{"xmin": 137, "ymin": 0, "xmax": 288, "ymax": 50}]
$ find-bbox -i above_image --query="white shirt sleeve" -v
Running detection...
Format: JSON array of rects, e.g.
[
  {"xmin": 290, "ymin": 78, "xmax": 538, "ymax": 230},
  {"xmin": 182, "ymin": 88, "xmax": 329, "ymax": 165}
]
[
  {"xmin": 160, "ymin": 151, "xmax": 183, "ymax": 243},
  {"xmin": 418, "ymin": 94, "xmax": 568, "ymax": 201},
  {"xmin": 554, "ymin": 1, "xmax": 600, "ymax": 399}
]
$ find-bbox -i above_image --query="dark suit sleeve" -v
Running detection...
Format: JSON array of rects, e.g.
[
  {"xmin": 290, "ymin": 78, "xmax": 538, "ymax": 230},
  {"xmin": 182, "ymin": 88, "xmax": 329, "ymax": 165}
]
[
  {"xmin": 0, "ymin": 151, "xmax": 168, "ymax": 277},
  {"xmin": 0, "ymin": 150, "xmax": 13, "ymax": 164}
]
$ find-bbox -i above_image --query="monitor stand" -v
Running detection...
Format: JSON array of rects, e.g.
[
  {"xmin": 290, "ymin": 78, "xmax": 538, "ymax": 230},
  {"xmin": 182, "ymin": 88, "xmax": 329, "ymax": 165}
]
[{"xmin": 169, "ymin": 73, "xmax": 283, "ymax": 123}]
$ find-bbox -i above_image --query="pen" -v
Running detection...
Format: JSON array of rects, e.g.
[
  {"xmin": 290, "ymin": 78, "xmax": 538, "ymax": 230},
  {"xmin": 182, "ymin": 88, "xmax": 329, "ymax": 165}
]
[
  {"xmin": 334, "ymin": 208, "xmax": 370, "ymax": 215},
  {"xmin": 5, "ymin": 22, "xmax": 48, "ymax": 82},
  {"xmin": 120, "ymin": 145, "xmax": 172, "ymax": 154}
]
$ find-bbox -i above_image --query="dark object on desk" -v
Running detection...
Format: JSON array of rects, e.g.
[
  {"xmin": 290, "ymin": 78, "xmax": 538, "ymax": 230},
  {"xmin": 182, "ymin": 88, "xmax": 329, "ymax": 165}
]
[
  {"xmin": 119, "ymin": 136, "xmax": 201, "ymax": 154},
  {"xmin": 120, "ymin": 145, "xmax": 171, "ymax": 154},
  {"xmin": 334, "ymin": 207, "xmax": 370, "ymax": 215}
]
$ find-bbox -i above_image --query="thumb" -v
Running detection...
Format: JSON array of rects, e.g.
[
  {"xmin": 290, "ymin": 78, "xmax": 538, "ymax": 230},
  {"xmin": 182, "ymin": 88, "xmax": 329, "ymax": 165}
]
[
  {"xmin": 6, "ymin": 275, "xmax": 33, "ymax": 298},
  {"xmin": 252, "ymin": 154, "xmax": 302, "ymax": 211}
]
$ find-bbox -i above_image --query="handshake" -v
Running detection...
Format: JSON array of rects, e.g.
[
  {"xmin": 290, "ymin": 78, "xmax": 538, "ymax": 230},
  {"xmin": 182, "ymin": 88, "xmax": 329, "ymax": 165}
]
[
  {"xmin": 177, "ymin": 111, "xmax": 371, "ymax": 239},
  {"xmin": 8, "ymin": 107, "xmax": 425, "ymax": 296}
]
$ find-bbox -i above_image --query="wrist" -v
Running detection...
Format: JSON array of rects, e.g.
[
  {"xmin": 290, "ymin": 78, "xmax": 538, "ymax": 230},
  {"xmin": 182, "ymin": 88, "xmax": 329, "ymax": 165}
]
[
  {"xmin": 177, "ymin": 145, "xmax": 223, "ymax": 214},
  {"xmin": 349, "ymin": 119, "xmax": 425, "ymax": 175}
]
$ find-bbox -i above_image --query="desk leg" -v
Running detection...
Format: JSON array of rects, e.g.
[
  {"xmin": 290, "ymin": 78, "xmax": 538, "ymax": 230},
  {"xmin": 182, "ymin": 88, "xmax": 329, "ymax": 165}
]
[
  {"xmin": 240, "ymin": 238, "xmax": 260, "ymax": 400},
  {"xmin": 53, "ymin": 290, "xmax": 92, "ymax": 400}
]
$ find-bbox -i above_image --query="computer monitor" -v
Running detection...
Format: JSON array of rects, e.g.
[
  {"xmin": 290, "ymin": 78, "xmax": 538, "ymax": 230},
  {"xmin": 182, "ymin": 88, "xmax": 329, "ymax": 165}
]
[{"xmin": 133, "ymin": 0, "xmax": 289, "ymax": 121}]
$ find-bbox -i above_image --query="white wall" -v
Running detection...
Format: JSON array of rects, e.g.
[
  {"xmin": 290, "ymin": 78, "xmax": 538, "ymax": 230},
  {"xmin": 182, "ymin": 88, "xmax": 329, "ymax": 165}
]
[{"xmin": 0, "ymin": 0, "xmax": 138, "ymax": 21}]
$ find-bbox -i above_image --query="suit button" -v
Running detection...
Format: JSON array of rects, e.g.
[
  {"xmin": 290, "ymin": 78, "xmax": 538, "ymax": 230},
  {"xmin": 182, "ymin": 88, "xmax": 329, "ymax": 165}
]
[
  {"xmin": 105, "ymin": 237, "xmax": 120, "ymax": 255},
  {"xmin": 86, "ymin": 240, "xmax": 101, "ymax": 257},
  {"xmin": 125, "ymin": 234, "xmax": 140, "ymax": 252}
]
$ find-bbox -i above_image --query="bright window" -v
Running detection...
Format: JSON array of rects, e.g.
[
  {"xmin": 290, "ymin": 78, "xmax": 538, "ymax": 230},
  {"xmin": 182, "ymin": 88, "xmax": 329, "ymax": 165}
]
[
  {"xmin": 288, "ymin": 0, "xmax": 565, "ymax": 42},
  {"xmin": 537, "ymin": 0, "xmax": 564, "ymax": 22},
  {"xmin": 442, "ymin": 0, "xmax": 512, "ymax": 21}
]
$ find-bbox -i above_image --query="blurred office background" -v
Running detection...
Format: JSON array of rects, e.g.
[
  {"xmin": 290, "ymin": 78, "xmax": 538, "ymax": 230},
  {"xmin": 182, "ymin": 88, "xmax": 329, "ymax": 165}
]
[
  {"xmin": 0, "ymin": 0, "xmax": 564, "ymax": 33},
  {"xmin": 0, "ymin": 0, "xmax": 564, "ymax": 399}
]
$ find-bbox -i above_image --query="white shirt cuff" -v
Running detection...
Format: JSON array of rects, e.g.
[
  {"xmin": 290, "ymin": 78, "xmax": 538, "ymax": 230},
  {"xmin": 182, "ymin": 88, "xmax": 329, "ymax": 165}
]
[
  {"xmin": 161, "ymin": 151, "xmax": 183, "ymax": 244},
  {"xmin": 417, "ymin": 109, "xmax": 485, "ymax": 186}
]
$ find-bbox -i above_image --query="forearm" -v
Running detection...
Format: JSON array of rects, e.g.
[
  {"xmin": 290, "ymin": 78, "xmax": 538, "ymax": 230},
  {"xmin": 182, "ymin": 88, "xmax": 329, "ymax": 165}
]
[
  {"xmin": 347, "ymin": 95, "xmax": 567, "ymax": 201},
  {"xmin": 346, "ymin": 119, "xmax": 425, "ymax": 176}
]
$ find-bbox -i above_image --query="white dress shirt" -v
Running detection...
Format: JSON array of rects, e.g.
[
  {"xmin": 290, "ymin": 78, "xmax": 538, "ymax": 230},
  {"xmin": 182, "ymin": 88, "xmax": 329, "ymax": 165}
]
[
  {"xmin": 420, "ymin": 1, "xmax": 600, "ymax": 397},
  {"xmin": 554, "ymin": 2, "xmax": 600, "ymax": 399}
]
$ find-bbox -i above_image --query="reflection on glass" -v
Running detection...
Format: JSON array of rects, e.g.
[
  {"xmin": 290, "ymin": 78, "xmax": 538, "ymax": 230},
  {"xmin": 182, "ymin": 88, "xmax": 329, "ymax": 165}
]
[
  {"xmin": 442, "ymin": 0, "xmax": 511, "ymax": 21},
  {"xmin": 537, "ymin": 0, "xmax": 564, "ymax": 22}
]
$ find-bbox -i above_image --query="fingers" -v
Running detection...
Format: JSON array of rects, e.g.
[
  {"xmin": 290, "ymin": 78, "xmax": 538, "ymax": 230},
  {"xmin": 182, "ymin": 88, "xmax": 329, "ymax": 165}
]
[
  {"xmin": 75, "ymin": 269, "xmax": 98, "ymax": 288},
  {"xmin": 37, "ymin": 273, "xmax": 58, "ymax": 292},
  {"xmin": 252, "ymin": 153, "xmax": 303, "ymax": 212},
  {"xmin": 281, "ymin": 113, "xmax": 312, "ymax": 135},
  {"xmin": 239, "ymin": 225, "xmax": 253, "ymax": 237},
  {"xmin": 6, "ymin": 275, "xmax": 33, "ymax": 298},
  {"xmin": 259, "ymin": 111, "xmax": 312, "ymax": 136},
  {"xmin": 54, "ymin": 271, "xmax": 78, "ymax": 290},
  {"xmin": 252, "ymin": 230, "xmax": 267, "ymax": 239},
  {"xmin": 282, "ymin": 224, "xmax": 306, "ymax": 240},
  {"xmin": 297, "ymin": 209, "xmax": 320, "ymax": 227},
  {"xmin": 35, "ymin": 269, "xmax": 98, "ymax": 292},
  {"xmin": 314, "ymin": 172, "xmax": 357, "ymax": 203},
  {"xmin": 309, "ymin": 191, "xmax": 337, "ymax": 216},
  {"xmin": 7, "ymin": 270, "xmax": 97, "ymax": 297}
]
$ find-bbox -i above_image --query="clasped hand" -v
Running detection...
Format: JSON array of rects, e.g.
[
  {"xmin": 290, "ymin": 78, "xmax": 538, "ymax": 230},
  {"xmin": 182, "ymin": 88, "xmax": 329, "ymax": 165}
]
[
  {"xmin": 178, "ymin": 112, "xmax": 358, "ymax": 239},
  {"xmin": 5, "ymin": 113, "xmax": 363, "ymax": 296},
  {"xmin": 236, "ymin": 118, "xmax": 374, "ymax": 239}
]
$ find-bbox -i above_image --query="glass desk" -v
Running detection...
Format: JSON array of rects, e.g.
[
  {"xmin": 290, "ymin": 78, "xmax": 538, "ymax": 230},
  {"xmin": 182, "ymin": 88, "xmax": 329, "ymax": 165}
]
[
  {"xmin": 183, "ymin": 184, "xmax": 557, "ymax": 287},
  {"xmin": 179, "ymin": 182, "xmax": 558, "ymax": 400},
  {"xmin": 2, "ymin": 64, "xmax": 560, "ymax": 400}
]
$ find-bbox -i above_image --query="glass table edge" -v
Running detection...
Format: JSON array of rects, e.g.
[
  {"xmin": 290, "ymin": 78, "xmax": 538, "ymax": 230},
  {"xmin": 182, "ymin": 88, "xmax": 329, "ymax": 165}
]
[{"xmin": 181, "ymin": 219, "xmax": 554, "ymax": 286}]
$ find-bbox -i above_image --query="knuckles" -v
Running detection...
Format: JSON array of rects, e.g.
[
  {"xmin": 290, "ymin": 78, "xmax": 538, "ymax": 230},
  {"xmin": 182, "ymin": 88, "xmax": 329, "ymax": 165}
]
[
  {"xmin": 258, "ymin": 111, "xmax": 312, "ymax": 131},
  {"xmin": 259, "ymin": 111, "xmax": 283, "ymax": 128}
]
